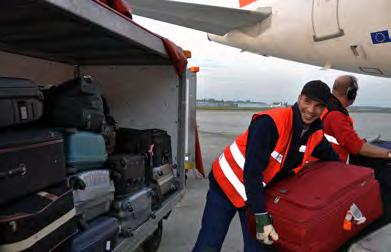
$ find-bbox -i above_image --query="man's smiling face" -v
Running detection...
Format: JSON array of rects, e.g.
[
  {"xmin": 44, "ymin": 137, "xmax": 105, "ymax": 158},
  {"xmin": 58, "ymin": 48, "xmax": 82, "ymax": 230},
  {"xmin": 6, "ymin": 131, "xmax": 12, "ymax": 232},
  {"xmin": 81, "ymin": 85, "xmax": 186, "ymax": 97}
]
[{"xmin": 297, "ymin": 94, "xmax": 326, "ymax": 126}]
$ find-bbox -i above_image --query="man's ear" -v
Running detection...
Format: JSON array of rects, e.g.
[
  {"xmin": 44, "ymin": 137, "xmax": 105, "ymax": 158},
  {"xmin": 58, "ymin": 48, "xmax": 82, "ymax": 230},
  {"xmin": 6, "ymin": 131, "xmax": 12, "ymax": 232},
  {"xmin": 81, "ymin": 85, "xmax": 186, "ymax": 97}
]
[{"xmin": 298, "ymin": 95, "xmax": 302, "ymax": 103}]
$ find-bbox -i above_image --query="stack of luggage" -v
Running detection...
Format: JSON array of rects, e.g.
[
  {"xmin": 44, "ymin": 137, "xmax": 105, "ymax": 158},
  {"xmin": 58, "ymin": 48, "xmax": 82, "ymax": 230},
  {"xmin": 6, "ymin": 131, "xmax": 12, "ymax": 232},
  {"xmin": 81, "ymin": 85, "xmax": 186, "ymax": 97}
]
[
  {"xmin": 112, "ymin": 128, "xmax": 178, "ymax": 235},
  {"xmin": 0, "ymin": 79, "xmax": 78, "ymax": 251},
  {"xmin": 0, "ymin": 75, "xmax": 178, "ymax": 251}
]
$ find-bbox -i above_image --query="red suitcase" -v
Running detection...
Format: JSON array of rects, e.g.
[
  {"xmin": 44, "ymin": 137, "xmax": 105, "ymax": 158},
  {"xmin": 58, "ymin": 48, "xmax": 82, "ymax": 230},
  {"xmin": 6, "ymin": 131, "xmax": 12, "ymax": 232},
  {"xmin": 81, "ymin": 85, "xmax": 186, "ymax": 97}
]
[{"xmin": 248, "ymin": 161, "xmax": 383, "ymax": 252}]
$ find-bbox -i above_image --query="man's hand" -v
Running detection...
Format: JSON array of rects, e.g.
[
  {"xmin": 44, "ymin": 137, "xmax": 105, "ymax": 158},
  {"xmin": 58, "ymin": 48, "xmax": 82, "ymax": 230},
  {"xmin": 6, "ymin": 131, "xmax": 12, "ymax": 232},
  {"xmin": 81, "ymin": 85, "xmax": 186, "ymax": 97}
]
[{"xmin": 255, "ymin": 213, "xmax": 279, "ymax": 245}]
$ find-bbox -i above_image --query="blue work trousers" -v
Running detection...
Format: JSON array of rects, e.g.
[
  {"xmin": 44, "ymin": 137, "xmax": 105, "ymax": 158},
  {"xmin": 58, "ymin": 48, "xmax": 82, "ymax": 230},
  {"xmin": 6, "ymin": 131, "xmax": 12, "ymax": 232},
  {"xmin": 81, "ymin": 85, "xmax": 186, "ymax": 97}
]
[{"xmin": 193, "ymin": 175, "xmax": 267, "ymax": 252}]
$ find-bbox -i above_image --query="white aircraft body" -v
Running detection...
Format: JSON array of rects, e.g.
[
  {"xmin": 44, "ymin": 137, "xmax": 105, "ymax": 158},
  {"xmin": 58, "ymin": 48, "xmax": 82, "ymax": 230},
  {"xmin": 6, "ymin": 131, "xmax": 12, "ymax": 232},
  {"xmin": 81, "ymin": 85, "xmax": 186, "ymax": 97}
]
[{"xmin": 127, "ymin": 0, "xmax": 391, "ymax": 77}]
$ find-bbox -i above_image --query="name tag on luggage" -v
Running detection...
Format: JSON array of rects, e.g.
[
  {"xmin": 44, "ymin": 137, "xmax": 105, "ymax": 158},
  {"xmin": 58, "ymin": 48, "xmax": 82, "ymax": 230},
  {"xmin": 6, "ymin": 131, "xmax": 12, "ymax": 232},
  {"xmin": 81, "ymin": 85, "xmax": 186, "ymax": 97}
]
[{"xmin": 18, "ymin": 103, "xmax": 28, "ymax": 120}]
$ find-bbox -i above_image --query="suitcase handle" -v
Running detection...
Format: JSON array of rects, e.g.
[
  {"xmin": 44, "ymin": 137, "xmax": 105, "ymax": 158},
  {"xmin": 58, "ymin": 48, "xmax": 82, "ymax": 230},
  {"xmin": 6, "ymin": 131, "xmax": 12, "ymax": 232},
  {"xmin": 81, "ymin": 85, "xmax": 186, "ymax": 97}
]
[
  {"xmin": 123, "ymin": 202, "xmax": 134, "ymax": 212},
  {"xmin": 295, "ymin": 160, "xmax": 326, "ymax": 178},
  {"xmin": 9, "ymin": 164, "xmax": 27, "ymax": 177},
  {"xmin": 69, "ymin": 176, "xmax": 86, "ymax": 190},
  {"xmin": 110, "ymin": 170, "xmax": 121, "ymax": 181}
]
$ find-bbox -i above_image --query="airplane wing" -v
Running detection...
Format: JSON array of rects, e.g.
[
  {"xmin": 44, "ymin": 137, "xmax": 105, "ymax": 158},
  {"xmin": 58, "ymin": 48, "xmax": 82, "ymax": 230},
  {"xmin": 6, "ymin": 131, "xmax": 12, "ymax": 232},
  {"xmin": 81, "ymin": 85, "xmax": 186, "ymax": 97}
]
[{"xmin": 127, "ymin": 0, "xmax": 272, "ymax": 36}]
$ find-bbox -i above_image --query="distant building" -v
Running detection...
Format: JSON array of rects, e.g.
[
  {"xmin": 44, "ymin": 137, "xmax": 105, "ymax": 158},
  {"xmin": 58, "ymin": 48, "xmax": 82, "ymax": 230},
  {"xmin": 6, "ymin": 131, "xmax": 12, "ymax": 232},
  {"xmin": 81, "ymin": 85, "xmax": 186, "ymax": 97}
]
[
  {"xmin": 196, "ymin": 99, "xmax": 288, "ymax": 109},
  {"xmin": 197, "ymin": 101, "xmax": 238, "ymax": 108},
  {"xmin": 270, "ymin": 102, "xmax": 288, "ymax": 108},
  {"xmin": 237, "ymin": 102, "xmax": 270, "ymax": 108}
]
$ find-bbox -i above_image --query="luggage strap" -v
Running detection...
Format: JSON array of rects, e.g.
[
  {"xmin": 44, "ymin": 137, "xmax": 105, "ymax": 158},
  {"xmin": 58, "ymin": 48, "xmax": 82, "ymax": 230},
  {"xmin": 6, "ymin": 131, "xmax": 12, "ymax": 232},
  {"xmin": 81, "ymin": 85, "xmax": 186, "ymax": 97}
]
[
  {"xmin": 0, "ymin": 208, "xmax": 76, "ymax": 252},
  {"xmin": 343, "ymin": 203, "xmax": 366, "ymax": 231}
]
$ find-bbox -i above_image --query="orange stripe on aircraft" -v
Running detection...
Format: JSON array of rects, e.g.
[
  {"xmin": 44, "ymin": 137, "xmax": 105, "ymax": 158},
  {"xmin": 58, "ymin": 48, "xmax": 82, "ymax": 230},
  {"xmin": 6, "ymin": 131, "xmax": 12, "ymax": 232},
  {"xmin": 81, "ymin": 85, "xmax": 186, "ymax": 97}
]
[{"xmin": 239, "ymin": 0, "xmax": 256, "ymax": 8}]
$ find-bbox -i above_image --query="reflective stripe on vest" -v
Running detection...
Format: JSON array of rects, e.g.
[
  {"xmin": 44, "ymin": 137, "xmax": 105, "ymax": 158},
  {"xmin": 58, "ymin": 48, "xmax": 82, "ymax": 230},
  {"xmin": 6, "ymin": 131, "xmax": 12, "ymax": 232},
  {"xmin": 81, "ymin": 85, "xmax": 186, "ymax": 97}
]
[
  {"xmin": 324, "ymin": 133, "xmax": 340, "ymax": 145},
  {"xmin": 218, "ymin": 153, "xmax": 248, "ymax": 201},
  {"xmin": 230, "ymin": 142, "xmax": 245, "ymax": 169},
  {"xmin": 218, "ymin": 141, "xmax": 266, "ymax": 201},
  {"xmin": 271, "ymin": 151, "xmax": 283, "ymax": 163}
]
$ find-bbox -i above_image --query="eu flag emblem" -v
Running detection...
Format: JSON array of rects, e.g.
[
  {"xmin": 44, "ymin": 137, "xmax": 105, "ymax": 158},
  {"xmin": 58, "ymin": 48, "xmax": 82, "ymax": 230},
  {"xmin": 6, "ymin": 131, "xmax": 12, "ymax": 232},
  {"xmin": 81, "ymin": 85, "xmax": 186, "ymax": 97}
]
[{"xmin": 371, "ymin": 30, "xmax": 391, "ymax": 44}]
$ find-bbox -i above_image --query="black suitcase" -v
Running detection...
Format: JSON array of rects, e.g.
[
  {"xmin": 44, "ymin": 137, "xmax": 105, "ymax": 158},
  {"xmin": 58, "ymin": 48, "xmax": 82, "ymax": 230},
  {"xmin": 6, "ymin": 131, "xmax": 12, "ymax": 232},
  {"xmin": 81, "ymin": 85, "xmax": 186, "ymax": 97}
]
[
  {"xmin": 0, "ymin": 182, "xmax": 77, "ymax": 252},
  {"xmin": 101, "ymin": 95, "xmax": 117, "ymax": 154},
  {"xmin": 0, "ymin": 129, "xmax": 66, "ymax": 206},
  {"xmin": 44, "ymin": 76, "xmax": 105, "ymax": 132},
  {"xmin": 116, "ymin": 128, "xmax": 151, "ymax": 154},
  {"xmin": 116, "ymin": 128, "xmax": 172, "ymax": 167},
  {"xmin": 149, "ymin": 129, "xmax": 172, "ymax": 167},
  {"xmin": 350, "ymin": 139, "xmax": 391, "ymax": 227},
  {"xmin": 0, "ymin": 77, "xmax": 44, "ymax": 128},
  {"xmin": 108, "ymin": 154, "xmax": 145, "ymax": 196},
  {"xmin": 70, "ymin": 216, "xmax": 119, "ymax": 252}
]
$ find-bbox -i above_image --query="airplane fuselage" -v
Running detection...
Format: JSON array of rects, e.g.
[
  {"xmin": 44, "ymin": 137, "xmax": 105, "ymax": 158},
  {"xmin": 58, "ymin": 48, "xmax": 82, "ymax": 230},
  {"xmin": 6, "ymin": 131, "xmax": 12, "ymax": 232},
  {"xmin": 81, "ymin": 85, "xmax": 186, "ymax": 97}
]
[{"xmin": 208, "ymin": 0, "xmax": 391, "ymax": 77}]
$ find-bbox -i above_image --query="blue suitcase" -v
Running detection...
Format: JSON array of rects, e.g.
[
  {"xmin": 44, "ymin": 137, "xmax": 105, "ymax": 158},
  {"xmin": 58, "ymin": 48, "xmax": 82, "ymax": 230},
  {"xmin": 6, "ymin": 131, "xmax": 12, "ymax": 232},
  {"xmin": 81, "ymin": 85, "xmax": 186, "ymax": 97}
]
[
  {"xmin": 70, "ymin": 216, "xmax": 119, "ymax": 252},
  {"xmin": 63, "ymin": 131, "xmax": 108, "ymax": 173}
]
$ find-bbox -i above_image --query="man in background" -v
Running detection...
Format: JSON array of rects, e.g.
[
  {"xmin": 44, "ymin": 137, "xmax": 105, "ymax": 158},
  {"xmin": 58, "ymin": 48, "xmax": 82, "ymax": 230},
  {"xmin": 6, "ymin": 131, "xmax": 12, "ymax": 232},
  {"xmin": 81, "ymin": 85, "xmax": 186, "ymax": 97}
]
[{"xmin": 322, "ymin": 75, "xmax": 391, "ymax": 162}]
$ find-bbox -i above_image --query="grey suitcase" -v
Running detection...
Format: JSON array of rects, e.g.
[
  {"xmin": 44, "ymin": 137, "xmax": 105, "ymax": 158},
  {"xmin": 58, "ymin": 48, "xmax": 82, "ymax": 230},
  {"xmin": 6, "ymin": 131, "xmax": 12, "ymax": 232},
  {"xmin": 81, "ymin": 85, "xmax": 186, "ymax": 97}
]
[
  {"xmin": 152, "ymin": 164, "xmax": 177, "ymax": 199},
  {"xmin": 70, "ymin": 170, "xmax": 115, "ymax": 223},
  {"xmin": 0, "ymin": 77, "xmax": 44, "ymax": 128},
  {"xmin": 348, "ymin": 224, "xmax": 391, "ymax": 252},
  {"xmin": 111, "ymin": 187, "xmax": 152, "ymax": 237}
]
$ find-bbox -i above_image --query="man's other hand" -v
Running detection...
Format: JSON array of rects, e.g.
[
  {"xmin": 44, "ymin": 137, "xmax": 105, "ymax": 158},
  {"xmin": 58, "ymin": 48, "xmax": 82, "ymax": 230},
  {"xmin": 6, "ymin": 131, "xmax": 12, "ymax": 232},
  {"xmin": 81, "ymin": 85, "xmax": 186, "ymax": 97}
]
[{"xmin": 255, "ymin": 213, "xmax": 279, "ymax": 245}]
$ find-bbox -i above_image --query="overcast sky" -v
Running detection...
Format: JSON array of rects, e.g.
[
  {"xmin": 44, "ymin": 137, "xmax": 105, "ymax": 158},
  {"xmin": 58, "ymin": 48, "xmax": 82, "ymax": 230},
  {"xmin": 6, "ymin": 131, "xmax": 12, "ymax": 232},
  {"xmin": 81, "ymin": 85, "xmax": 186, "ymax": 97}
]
[{"xmin": 133, "ymin": 0, "xmax": 391, "ymax": 107}]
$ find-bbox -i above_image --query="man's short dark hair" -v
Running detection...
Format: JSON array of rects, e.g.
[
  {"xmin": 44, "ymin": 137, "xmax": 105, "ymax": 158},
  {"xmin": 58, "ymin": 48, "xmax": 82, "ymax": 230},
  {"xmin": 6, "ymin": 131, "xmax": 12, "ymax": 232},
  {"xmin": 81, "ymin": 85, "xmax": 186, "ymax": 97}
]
[{"xmin": 301, "ymin": 80, "xmax": 331, "ymax": 106}]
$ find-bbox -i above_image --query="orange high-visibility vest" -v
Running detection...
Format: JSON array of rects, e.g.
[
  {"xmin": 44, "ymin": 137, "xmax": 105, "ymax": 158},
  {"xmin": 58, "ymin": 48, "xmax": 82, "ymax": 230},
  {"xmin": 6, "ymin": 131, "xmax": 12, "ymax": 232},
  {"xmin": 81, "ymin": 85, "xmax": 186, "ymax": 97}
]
[
  {"xmin": 212, "ymin": 107, "xmax": 325, "ymax": 208},
  {"xmin": 321, "ymin": 109, "xmax": 353, "ymax": 163}
]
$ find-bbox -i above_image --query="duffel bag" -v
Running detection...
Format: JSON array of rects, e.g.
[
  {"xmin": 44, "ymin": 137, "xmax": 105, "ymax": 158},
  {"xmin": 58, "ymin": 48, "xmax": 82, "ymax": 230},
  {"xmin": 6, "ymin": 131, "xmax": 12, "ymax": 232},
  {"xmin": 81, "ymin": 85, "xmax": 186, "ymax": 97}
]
[{"xmin": 44, "ymin": 76, "xmax": 105, "ymax": 132}]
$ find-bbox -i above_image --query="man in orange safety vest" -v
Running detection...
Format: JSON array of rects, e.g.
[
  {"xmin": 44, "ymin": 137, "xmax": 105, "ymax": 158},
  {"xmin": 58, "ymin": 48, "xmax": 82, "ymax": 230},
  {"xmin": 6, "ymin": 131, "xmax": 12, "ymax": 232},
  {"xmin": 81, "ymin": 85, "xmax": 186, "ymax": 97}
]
[{"xmin": 193, "ymin": 80, "xmax": 339, "ymax": 252}]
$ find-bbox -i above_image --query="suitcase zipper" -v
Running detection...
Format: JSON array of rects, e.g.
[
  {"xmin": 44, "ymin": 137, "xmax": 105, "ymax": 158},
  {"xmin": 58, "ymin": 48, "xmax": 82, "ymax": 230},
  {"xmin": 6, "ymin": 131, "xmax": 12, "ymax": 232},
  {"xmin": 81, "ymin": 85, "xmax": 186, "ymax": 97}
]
[
  {"xmin": 0, "ymin": 139, "xmax": 63, "ymax": 154},
  {"xmin": 268, "ymin": 177, "xmax": 373, "ymax": 210},
  {"xmin": 268, "ymin": 179, "xmax": 379, "ymax": 224}
]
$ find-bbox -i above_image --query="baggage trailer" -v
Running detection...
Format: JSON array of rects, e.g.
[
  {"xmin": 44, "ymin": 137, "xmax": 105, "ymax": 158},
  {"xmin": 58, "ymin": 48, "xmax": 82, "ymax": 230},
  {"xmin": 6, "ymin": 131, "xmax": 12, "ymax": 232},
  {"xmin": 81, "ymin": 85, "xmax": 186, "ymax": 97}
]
[{"xmin": 0, "ymin": 0, "xmax": 188, "ymax": 251}]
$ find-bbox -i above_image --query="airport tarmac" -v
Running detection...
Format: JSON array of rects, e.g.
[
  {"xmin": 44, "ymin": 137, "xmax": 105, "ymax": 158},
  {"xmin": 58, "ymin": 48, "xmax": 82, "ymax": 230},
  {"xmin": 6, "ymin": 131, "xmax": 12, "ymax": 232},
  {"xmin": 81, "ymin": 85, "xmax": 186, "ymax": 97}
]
[
  {"xmin": 155, "ymin": 110, "xmax": 391, "ymax": 252},
  {"xmin": 157, "ymin": 111, "xmax": 252, "ymax": 252}
]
